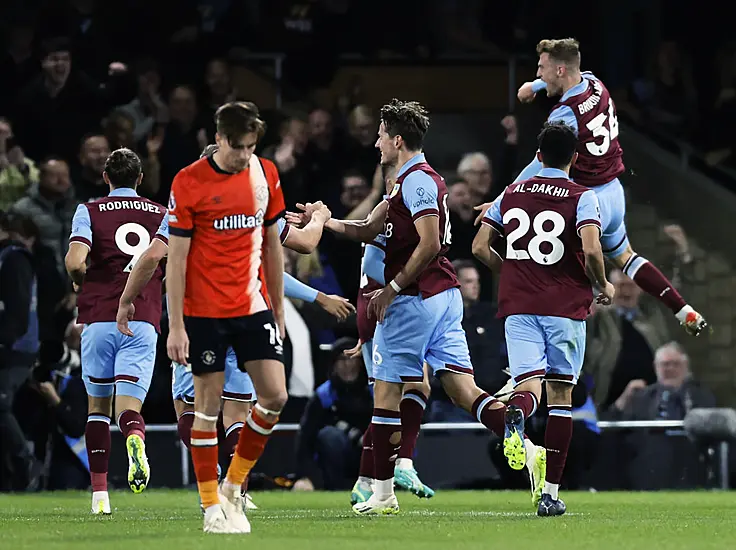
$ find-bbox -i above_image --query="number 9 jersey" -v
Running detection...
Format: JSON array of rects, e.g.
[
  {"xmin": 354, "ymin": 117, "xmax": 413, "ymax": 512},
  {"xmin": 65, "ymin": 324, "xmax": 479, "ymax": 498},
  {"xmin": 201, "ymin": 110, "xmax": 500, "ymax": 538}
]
[
  {"xmin": 483, "ymin": 168, "xmax": 601, "ymax": 320},
  {"xmin": 69, "ymin": 188, "xmax": 168, "ymax": 331}
]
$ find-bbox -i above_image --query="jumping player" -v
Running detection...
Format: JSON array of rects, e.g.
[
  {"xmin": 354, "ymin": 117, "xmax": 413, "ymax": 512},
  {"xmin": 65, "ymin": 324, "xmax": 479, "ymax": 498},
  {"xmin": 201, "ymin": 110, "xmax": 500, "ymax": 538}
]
[
  {"xmin": 473, "ymin": 121, "xmax": 614, "ymax": 516},
  {"xmin": 297, "ymin": 99, "xmax": 545, "ymax": 515},
  {"xmin": 165, "ymin": 102, "xmax": 286, "ymax": 534},
  {"xmin": 65, "ymin": 148, "xmax": 167, "ymax": 514},
  {"xmin": 511, "ymin": 38, "xmax": 706, "ymax": 335}
]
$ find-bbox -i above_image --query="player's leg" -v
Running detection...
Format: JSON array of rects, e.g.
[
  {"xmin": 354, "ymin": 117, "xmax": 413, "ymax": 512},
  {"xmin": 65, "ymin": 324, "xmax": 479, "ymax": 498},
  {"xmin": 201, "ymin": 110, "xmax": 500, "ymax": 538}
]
[
  {"xmin": 114, "ymin": 321, "xmax": 157, "ymax": 494},
  {"xmin": 80, "ymin": 323, "xmax": 115, "ymax": 515},
  {"xmin": 428, "ymin": 291, "xmax": 546, "ymax": 505},
  {"xmin": 221, "ymin": 348, "xmax": 257, "ymax": 510},
  {"xmin": 353, "ymin": 295, "xmax": 426, "ymax": 515},
  {"xmin": 352, "ymin": 340, "xmax": 375, "ymax": 505},
  {"xmin": 185, "ymin": 317, "xmax": 232, "ymax": 533},
  {"xmin": 596, "ymin": 179, "xmax": 706, "ymax": 335},
  {"xmin": 221, "ymin": 312, "xmax": 286, "ymax": 532},
  {"xmin": 171, "ymin": 363, "xmax": 195, "ymax": 450},
  {"xmin": 536, "ymin": 316, "xmax": 585, "ymax": 516},
  {"xmin": 394, "ymin": 365, "xmax": 434, "ymax": 499}
]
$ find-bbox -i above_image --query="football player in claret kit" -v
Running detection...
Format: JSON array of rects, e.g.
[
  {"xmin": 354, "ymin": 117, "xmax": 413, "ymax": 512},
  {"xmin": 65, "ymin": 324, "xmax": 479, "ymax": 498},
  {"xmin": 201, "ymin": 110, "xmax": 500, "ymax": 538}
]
[
  {"xmin": 116, "ymin": 146, "xmax": 354, "ymax": 514},
  {"xmin": 473, "ymin": 121, "xmax": 614, "ymax": 516},
  {"xmin": 481, "ymin": 38, "xmax": 706, "ymax": 336},
  {"xmin": 300, "ymin": 99, "xmax": 545, "ymax": 515},
  {"xmin": 65, "ymin": 148, "xmax": 167, "ymax": 514}
]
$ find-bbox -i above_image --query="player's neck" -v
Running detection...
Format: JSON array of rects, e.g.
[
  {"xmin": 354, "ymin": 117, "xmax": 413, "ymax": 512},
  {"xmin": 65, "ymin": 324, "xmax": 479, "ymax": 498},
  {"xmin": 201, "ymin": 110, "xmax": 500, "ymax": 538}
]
[
  {"xmin": 396, "ymin": 149, "xmax": 422, "ymax": 173},
  {"xmin": 560, "ymin": 71, "xmax": 582, "ymax": 95}
]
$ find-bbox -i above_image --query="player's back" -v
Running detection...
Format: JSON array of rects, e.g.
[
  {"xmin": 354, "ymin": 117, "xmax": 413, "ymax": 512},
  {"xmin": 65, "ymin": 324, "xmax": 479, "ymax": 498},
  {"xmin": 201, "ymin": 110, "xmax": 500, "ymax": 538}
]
[
  {"xmin": 553, "ymin": 73, "xmax": 624, "ymax": 187},
  {"xmin": 492, "ymin": 172, "xmax": 599, "ymax": 320},
  {"xmin": 73, "ymin": 191, "xmax": 167, "ymax": 330}
]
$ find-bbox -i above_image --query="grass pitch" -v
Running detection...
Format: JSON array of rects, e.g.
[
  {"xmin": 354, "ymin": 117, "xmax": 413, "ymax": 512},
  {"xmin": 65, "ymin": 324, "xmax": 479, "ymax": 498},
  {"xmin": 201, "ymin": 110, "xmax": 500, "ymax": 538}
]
[{"xmin": 1, "ymin": 489, "xmax": 733, "ymax": 550}]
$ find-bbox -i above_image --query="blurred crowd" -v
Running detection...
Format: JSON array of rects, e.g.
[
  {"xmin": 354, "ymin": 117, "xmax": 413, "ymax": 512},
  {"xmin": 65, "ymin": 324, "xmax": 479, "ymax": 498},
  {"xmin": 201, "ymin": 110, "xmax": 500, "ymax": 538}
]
[{"xmin": 0, "ymin": 0, "xmax": 727, "ymax": 492}]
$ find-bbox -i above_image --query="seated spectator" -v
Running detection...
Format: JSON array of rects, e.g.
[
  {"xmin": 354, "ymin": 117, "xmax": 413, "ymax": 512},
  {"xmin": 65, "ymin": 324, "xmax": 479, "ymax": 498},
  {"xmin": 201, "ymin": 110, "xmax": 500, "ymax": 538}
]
[
  {"xmin": 117, "ymin": 58, "xmax": 169, "ymax": 143},
  {"xmin": 345, "ymin": 105, "xmax": 379, "ymax": 182},
  {"xmin": 11, "ymin": 157, "xmax": 78, "ymax": 278},
  {"xmin": 457, "ymin": 152, "xmax": 492, "ymax": 205},
  {"xmin": 262, "ymin": 114, "xmax": 310, "ymax": 208},
  {"xmin": 72, "ymin": 134, "xmax": 110, "ymax": 203},
  {"xmin": 293, "ymin": 337, "xmax": 372, "ymax": 491},
  {"xmin": 201, "ymin": 58, "xmax": 237, "ymax": 141},
  {"xmin": 0, "ymin": 117, "xmax": 39, "ymax": 211},
  {"xmin": 445, "ymin": 179, "xmax": 476, "ymax": 260}
]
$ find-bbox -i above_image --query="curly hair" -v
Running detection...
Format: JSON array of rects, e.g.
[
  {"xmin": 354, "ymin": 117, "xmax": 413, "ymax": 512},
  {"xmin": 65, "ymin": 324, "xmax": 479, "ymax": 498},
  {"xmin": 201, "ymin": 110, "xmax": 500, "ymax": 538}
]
[{"xmin": 379, "ymin": 98, "xmax": 430, "ymax": 151}]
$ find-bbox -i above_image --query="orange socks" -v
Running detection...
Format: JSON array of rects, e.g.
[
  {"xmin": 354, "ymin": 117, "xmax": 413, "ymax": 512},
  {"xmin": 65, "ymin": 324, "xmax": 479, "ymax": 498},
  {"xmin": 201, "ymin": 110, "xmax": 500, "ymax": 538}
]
[
  {"xmin": 226, "ymin": 404, "xmax": 279, "ymax": 486},
  {"xmin": 190, "ymin": 428, "xmax": 219, "ymax": 509}
]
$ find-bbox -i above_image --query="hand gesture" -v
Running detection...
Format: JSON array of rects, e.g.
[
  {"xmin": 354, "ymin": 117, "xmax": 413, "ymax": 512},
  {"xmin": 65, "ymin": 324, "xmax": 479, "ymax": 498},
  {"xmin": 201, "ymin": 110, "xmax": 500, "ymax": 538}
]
[
  {"xmin": 147, "ymin": 127, "xmax": 165, "ymax": 156},
  {"xmin": 501, "ymin": 115, "xmax": 518, "ymax": 144},
  {"xmin": 595, "ymin": 282, "xmax": 615, "ymax": 306},
  {"xmin": 473, "ymin": 202, "xmax": 494, "ymax": 226},
  {"xmin": 316, "ymin": 293, "xmax": 356, "ymax": 321},
  {"xmin": 366, "ymin": 285, "xmax": 397, "ymax": 323},
  {"xmin": 343, "ymin": 339, "xmax": 364, "ymax": 359},
  {"xmin": 274, "ymin": 137, "xmax": 296, "ymax": 172},
  {"xmin": 108, "ymin": 62, "xmax": 128, "ymax": 75},
  {"xmin": 116, "ymin": 302, "xmax": 136, "ymax": 337},
  {"xmin": 517, "ymin": 81, "xmax": 537, "ymax": 103}
]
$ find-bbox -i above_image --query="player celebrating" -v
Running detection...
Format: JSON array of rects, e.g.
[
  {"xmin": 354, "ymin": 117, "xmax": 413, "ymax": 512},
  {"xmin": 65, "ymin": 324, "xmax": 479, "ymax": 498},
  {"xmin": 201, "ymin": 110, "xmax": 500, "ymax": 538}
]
[
  {"xmin": 65, "ymin": 148, "xmax": 167, "ymax": 514},
  {"xmin": 298, "ymin": 99, "xmax": 544, "ymax": 515},
  {"xmin": 165, "ymin": 102, "xmax": 286, "ymax": 534},
  {"xmin": 473, "ymin": 121, "xmax": 614, "ymax": 516},
  {"xmin": 509, "ymin": 38, "xmax": 706, "ymax": 335}
]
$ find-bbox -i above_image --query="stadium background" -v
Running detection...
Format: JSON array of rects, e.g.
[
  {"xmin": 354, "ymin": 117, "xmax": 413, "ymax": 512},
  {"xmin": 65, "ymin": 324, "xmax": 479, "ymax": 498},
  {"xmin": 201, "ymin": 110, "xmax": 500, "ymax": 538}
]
[{"xmin": 1, "ymin": 0, "xmax": 735, "ymax": 493}]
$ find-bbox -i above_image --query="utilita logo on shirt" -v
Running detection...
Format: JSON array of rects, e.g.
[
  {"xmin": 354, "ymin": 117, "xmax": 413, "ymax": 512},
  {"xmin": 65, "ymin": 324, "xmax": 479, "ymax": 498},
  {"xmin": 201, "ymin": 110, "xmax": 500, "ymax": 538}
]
[{"xmin": 213, "ymin": 210, "xmax": 264, "ymax": 231}]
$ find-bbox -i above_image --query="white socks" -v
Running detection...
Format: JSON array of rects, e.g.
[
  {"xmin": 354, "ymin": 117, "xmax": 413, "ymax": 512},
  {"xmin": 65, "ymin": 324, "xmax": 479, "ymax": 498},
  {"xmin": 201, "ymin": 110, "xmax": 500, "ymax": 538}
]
[
  {"xmin": 544, "ymin": 482, "xmax": 559, "ymax": 500},
  {"xmin": 395, "ymin": 458, "xmax": 414, "ymax": 470},
  {"xmin": 374, "ymin": 479, "xmax": 394, "ymax": 501}
]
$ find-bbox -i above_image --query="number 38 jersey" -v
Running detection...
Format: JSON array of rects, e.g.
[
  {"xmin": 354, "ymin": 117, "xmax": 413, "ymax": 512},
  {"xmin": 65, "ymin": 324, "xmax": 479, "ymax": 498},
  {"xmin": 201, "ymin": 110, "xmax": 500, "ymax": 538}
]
[
  {"xmin": 551, "ymin": 72, "xmax": 625, "ymax": 187},
  {"xmin": 483, "ymin": 168, "xmax": 601, "ymax": 320},
  {"xmin": 69, "ymin": 188, "xmax": 168, "ymax": 331}
]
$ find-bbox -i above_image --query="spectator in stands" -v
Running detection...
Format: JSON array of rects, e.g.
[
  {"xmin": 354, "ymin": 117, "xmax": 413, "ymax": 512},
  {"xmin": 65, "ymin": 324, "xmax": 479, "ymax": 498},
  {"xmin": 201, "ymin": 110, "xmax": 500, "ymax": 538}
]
[
  {"xmin": 201, "ymin": 58, "xmax": 236, "ymax": 140},
  {"xmin": 584, "ymin": 268, "xmax": 670, "ymax": 409},
  {"xmin": 11, "ymin": 158, "xmax": 78, "ymax": 278},
  {"xmin": 304, "ymin": 108, "xmax": 346, "ymax": 207},
  {"xmin": 632, "ymin": 41, "xmax": 698, "ymax": 138},
  {"xmin": 345, "ymin": 105, "xmax": 379, "ymax": 182},
  {"xmin": 263, "ymin": 114, "xmax": 310, "ymax": 208},
  {"xmin": 118, "ymin": 57, "xmax": 169, "ymax": 143},
  {"xmin": 293, "ymin": 337, "xmax": 372, "ymax": 491},
  {"xmin": 0, "ymin": 117, "xmax": 39, "ymax": 211},
  {"xmin": 12, "ymin": 36, "xmax": 130, "ymax": 162},
  {"xmin": 103, "ymin": 108, "xmax": 137, "ymax": 152},
  {"xmin": 445, "ymin": 179, "xmax": 476, "ymax": 260},
  {"xmin": 148, "ymin": 84, "xmax": 207, "ymax": 205},
  {"xmin": 72, "ymin": 134, "xmax": 110, "ymax": 203},
  {"xmin": 0, "ymin": 211, "xmax": 41, "ymax": 491},
  {"xmin": 0, "ymin": 14, "xmax": 37, "ymax": 113}
]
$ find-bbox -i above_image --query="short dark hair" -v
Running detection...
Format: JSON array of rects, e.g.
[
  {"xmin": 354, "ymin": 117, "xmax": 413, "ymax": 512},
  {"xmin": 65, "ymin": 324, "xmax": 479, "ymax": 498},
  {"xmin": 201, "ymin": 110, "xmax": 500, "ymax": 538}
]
[
  {"xmin": 41, "ymin": 36, "xmax": 71, "ymax": 59},
  {"xmin": 379, "ymin": 98, "xmax": 430, "ymax": 151},
  {"xmin": 537, "ymin": 121, "xmax": 578, "ymax": 169},
  {"xmin": 0, "ymin": 211, "xmax": 39, "ymax": 241},
  {"xmin": 536, "ymin": 38, "xmax": 581, "ymax": 68},
  {"xmin": 215, "ymin": 101, "xmax": 266, "ymax": 145},
  {"xmin": 104, "ymin": 148, "xmax": 142, "ymax": 188},
  {"xmin": 452, "ymin": 258, "xmax": 477, "ymax": 276}
]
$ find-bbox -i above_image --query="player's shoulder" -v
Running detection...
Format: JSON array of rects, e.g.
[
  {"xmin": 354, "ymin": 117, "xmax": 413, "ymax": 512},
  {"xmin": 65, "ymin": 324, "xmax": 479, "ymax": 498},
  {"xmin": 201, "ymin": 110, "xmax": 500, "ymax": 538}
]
[
  {"xmin": 176, "ymin": 156, "xmax": 211, "ymax": 183},
  {"xmin": 256, "ymin": 156, "xmax": 280, "ymax": 184}
]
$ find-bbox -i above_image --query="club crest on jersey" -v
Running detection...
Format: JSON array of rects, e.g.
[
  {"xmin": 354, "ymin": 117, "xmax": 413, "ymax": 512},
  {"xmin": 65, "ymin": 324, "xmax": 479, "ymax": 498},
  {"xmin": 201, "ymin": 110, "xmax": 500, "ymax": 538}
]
[
  {"xmin": 389, "ymin": 183, "xmax": 401, "ymax": 198},
  {"xmin": 213, "ymin": 210, "xmax": 264, "ymax": 231}
]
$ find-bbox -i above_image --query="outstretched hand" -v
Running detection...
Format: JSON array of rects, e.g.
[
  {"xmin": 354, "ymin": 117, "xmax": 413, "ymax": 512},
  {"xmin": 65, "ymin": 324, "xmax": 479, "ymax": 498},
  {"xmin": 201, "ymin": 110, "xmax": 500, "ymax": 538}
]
[{"xmin": 473, "ymin": 202, "xmax": 493, "ymax": 226}]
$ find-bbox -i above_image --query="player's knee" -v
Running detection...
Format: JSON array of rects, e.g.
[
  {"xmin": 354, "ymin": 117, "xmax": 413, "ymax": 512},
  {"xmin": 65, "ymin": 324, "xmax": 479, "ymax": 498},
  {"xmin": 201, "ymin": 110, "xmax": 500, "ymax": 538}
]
[
  {"xmin": 257, "ymin": 390, "xmax": 288, "ymax": 414},
  {"xmin": 546, "ymin": 382, "xmax": 573, "ymax": 405},
  {"xmin": 405, "ymin": 380, "xmax": 430, "ymax": 399}
]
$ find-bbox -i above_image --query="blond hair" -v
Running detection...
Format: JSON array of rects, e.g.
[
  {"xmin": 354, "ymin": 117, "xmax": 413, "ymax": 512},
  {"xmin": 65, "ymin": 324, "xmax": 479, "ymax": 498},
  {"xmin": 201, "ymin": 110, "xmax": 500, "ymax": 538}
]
[{"xmin": 537, "ymin": 38, "xmax": 581, "ymax": 68}]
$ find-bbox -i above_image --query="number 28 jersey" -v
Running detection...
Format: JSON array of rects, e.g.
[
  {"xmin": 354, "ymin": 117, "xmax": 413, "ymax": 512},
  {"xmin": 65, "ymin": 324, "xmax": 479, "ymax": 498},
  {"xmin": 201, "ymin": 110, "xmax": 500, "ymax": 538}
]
[
  {"xmin": 69, "ymin": 188, "xmax": 168, "ymax": 331},
  {"xmin": 483, "ymin": 170, "xmax": 601, "ymax": 320}
]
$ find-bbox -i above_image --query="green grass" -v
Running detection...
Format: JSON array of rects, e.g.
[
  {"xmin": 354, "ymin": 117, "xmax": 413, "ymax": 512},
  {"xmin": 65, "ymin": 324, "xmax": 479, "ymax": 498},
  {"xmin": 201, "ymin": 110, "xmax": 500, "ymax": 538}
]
[{"xmin": 1, "ymin": 490, "xmax": 734, "ymax": 549}]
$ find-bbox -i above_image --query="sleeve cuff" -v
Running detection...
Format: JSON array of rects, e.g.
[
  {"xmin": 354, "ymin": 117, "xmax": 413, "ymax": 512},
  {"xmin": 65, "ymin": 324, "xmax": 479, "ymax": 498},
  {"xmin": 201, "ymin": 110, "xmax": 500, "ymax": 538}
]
[
  {"xmin": 169, "ymin": 227, "xmax": 193, "ymax": 238},
  {"xmin": 411, "ymin": 208, "xmax": 439, "ymax": 222},
  {"xmin": 279, "ymin": 222, "xmax": 291, "ymax": 244},
  {"xmin": 481, "ymin": 218, "xmax": 504, "ymax": 235},
  {"xmin": 154, "ymin": 234, "xmax": 169, "ymax": 246},
  {"xmin": 265, "ymin": 209, "xmax": 286, "ymax": 227},
  {"xmin": 69, "ymin": 236, "xmax": 92, "ymax": 248}
]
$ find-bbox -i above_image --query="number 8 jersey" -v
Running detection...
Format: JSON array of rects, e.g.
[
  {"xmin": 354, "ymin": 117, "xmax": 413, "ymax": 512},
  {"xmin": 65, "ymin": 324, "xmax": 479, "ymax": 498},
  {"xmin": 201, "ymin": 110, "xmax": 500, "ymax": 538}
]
[
  {"xmin": 70, "ymin": 188, "xmax": 168, "ymax": 331},
  {"xmin": 483, "ymin": 168, "xmax": 601, "ymax": 320},
  {"xmin": 550, "ymin": 72, "xmax": 624, "ymax": 188}
]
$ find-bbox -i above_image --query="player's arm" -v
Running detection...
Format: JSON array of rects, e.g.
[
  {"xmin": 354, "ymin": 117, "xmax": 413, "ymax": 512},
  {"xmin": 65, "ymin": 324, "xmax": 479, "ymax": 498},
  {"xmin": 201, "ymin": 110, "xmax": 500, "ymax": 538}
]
[
  {"xmin": 282, "ymin": 206, "xmax": 331, "ymax": 254},
  {"xmin": 472, "ymin": 195, "xmax": 504, "ymax": 271},
  {"xmin": 65, "ymin": 204, "xmax": 92, "ymax": 287},
  {"xmin": 577, "ymin": 190, "xmax": 614, "ymax": 303},
  {"xmin": 263, "ymin": 222, "xmax": 285, "ymax": 336},
  {"xmin": 166, "ymin": 235, "xmax": 190, "ymax": 329},
  {"xmin": 323, "ymin": 200, "xmax": 388, "ymax": 242},
  {"xmin": 284, "ymin": 272, "xmax": 355, "ymax": 321}
]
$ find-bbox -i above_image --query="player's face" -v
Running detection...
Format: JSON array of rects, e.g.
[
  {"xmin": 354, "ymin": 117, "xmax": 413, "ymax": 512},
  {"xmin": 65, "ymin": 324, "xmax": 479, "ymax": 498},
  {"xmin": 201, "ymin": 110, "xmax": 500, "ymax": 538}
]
[
  {"xmin": 375, "ymin": 122, "xmax": 399, "ymax": 166},
  {"xmin": 537, "ymin": 53, "xmax": 563, "ymax": 96},
  {"xmin": 216, "ymin": 132, "xmax": 258, "ymax": 172}
]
